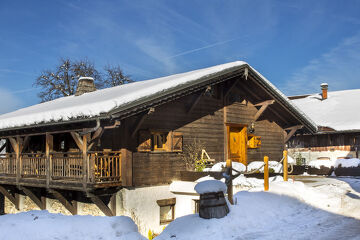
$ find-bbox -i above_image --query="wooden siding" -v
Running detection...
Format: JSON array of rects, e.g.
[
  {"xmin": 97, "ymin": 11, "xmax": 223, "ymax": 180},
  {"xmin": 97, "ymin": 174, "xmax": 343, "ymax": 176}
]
[
  {"xmin": 125, "ymin": 89, "xmax": 285, "ymax": 187},
  {"xmin": 289, "ymin": 133, "xmax": 360, "ymax": 151}
]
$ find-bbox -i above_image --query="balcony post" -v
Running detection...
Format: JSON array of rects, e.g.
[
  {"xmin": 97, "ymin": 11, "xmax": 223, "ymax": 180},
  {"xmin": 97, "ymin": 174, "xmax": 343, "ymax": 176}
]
[
  {"xmin": 82, "ymin": 134, "xmax": 89, "ymax": 188},
  {"xmin": 46, "ymin": 133, "xmax": 53, "ymax": 188},
  {"xmin": 8, "ymin": 137, "xmax": 20, "ymax": 184}
]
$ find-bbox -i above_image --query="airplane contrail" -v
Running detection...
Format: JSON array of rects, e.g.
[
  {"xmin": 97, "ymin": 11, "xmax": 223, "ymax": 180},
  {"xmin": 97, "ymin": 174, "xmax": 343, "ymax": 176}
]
[{"xmin": 167, "ymin": 36, "xmax": 245, "ymax": 59}]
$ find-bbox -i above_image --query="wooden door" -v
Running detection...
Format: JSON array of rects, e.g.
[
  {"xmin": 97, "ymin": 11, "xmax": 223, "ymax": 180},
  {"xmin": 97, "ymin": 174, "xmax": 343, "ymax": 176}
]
[{"xmin": 228, "ymin": 126, "xmax": 247, "ymax": 165}]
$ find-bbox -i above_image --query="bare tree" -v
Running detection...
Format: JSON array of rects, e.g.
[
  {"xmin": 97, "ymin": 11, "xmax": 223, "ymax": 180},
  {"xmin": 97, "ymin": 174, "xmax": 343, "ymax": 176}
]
[
  {"xmin": 103, "ymin": 64, "xmax": 133, "ymax": 87},
  {"xmin": 34, "ymin": 58, "xmax": 132, "ymax": 102}
]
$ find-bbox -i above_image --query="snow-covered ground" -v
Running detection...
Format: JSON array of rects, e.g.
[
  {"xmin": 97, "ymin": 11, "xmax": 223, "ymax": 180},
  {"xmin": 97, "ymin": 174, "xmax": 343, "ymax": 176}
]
[
  {"xmin": 0, "ymin": 211, "xmax": 146, "ymax": 240},
  {"xmin": 157, "ymin": 177, "xmax": 360, "ymax": 240}
]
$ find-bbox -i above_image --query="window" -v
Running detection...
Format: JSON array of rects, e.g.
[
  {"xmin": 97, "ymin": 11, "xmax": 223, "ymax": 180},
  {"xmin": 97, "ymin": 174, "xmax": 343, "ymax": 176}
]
[
  {"xmin": 152, "ymin": 132, "xmax": 167, "ymax": 151},
  {"xmin": 137, "ymin": 130, "xmax": 183, "ymax": 152},
  {"xmin": 156, "ymin": 198, "xmax": 176, "ymax": 225}
]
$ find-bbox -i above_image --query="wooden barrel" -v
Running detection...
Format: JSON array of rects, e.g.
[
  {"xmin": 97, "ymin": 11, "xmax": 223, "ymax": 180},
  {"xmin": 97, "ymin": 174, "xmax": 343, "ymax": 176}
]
[{"xmin": 199, "ymin": 191, "xmax": 229, "ymax": 219}]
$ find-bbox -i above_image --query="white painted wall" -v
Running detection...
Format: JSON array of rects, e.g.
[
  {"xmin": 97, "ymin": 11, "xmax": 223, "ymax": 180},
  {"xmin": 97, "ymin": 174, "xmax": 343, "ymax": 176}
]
[
  {"xmin": 288, "ymin": 149, "xmax": 355, "ymax": 164},
  {"xmin": 118, "ymin": 185, "xmax": 175, "ymax": 236}
]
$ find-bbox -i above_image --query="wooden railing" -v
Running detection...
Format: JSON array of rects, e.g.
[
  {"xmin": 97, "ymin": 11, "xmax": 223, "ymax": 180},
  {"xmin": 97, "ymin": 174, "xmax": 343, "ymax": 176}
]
[
  {"xmin": 21, "ymin": 153, "xmax": 46, "ymax": 177},
  {"xmin": 51, "ymin": 152, "xmax": 83, "ymax": 179},
  {"xmin": 0, "ymin": 154, "xmax": 16, "ymax": 175},
  {"xmin": 89, "ymin": 151, "xmax": 121, "ymax": 183},
  {"xmin": 0, "ymin": 151, "xmax": 122, "ymax": 186}
]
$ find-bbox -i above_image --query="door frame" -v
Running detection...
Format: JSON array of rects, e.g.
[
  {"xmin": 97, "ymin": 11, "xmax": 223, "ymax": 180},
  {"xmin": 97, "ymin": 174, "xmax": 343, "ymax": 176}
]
[{"xmin": 225, "ymin": 123, "xmax": 248, "ymax": 164}]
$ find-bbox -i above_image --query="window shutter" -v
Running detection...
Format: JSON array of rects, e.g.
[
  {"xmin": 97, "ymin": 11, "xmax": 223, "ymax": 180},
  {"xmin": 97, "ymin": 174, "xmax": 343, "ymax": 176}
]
[
  {"xmin": 172, "ymin": 132, "xmax": 183, "ymax": 152},
  {"xmin": 138, "ymin": 130, "xmax": 151, "ymax": 152},
  {"xmin": 165, "ymin": 131, "xmax": 173, "ymax": 152}
]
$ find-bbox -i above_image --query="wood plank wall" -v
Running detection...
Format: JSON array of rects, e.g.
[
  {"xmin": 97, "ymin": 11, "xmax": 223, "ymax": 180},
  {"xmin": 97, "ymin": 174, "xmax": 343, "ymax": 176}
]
[
  {"xmin": 289, "ymin": 133, "xmax": 360, "ymax": 150},
  {"xmin": 124, "ymin": 91, "xmax": 284, "ymax": 187}
]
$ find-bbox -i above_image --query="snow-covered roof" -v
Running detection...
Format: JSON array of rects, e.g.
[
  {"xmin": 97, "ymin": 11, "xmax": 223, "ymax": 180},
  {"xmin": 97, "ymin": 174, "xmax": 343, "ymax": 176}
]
[
  {"xmin": 0, "ymin": 61, "xmax": 317, "ymax": 132},
  {"xmin": 291, "ymin": 89, "xmax": 360, "ymax": 132}
]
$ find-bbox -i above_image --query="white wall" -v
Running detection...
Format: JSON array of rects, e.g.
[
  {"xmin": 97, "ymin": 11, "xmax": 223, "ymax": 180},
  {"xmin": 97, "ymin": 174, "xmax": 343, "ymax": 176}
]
[
  {"xmin": 118, "ymin": 185, "xmax": 175, "ymax": 236},
  {"xmin": 288, "ymin": 149, "xmax": 355, "ymax": 164}
]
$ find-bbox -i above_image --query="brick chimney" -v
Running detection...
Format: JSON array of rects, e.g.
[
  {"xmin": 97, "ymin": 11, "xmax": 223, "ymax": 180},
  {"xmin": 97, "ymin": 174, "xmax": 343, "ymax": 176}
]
[
  {"xmin": 321, "ymin": 83, "xmax": 328, "ymax": 100},
  {"xmin": 75, "ymin": 77, "xmax": 96, "ymax": 96}
]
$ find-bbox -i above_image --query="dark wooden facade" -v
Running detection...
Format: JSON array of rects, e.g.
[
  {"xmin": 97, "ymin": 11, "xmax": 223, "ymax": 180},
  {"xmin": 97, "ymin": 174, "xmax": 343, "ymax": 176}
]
[{"xmin": 288, "ymin": 131, "xmax": 360, "ymax": 157}]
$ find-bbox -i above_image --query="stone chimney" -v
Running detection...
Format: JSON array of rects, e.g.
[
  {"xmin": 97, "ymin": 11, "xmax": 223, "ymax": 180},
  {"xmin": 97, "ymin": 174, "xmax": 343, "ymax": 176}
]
[
  {"xmin": 75, "ymin": 77, "xmax": 96, "ymax": 96},
  {"xmin": 321, "ymin": 83, "xmax": 328, "ymax": 100}
]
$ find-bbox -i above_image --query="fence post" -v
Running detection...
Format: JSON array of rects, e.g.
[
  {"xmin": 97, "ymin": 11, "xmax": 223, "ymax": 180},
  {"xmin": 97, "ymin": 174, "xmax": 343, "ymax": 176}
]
[
  {"xmin": 264, "ymin": 156, "xmax": 269, "ymax": 191},
  {"xmin": 226, "ymin": 159, "xmax": 233, "ymax": 204},
  {"xmin": 283, "ymin": 150, "xmax": 288, "ymax": 181}
]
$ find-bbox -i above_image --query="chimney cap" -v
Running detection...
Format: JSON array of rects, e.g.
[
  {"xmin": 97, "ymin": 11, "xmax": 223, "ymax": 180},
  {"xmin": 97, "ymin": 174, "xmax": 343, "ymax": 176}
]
[
  {"xmin": 320, "ymin": 83, "xmax": 328, "ymax": 89},
  {"xmin": 78, "ymin": 76, "xmax": 94, "ymax": 81}
]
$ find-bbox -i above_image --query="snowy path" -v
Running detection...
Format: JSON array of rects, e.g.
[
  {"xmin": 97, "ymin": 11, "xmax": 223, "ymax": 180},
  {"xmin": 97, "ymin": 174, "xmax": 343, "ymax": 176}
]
[{"xmin": 157, "ymin": 181, "xmax": 360, "ymax": 240}]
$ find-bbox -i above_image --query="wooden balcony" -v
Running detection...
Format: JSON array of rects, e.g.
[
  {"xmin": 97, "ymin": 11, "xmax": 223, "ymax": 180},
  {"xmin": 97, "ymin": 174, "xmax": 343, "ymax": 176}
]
[{"xmin": 0, "ymin": 151, "xmax": 122, "ymax": 191}]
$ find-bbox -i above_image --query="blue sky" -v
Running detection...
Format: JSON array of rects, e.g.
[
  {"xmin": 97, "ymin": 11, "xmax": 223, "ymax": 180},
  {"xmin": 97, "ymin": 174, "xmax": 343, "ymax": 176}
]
[{"xmin": 0, "ymin": 0, "xmax": 360, "ymax": 114}]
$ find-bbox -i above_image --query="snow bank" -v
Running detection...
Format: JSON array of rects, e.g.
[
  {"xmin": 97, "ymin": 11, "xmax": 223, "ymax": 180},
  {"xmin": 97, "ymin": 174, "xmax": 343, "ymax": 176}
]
[
  {"xmin": 0, "ymin": 211, "xmax": 145, "ymax": 240},
  {"xmin": 204, "ymin": 161, "xmax": 246, "ymax": 174},
  {"xmin": 194, "ymin": 180, "xmax": 227, "ymax": 194},
  {"xmin": 156, "ymin": 181, "xmax": 360, "ymax": 240},
  {"xmin": 335, "ymin": 158, "xmax": 360, "ymax": 168},
  {"xmin": 308, "ymin": 159, "xmax": 334, "ymax": 169},
  {"xmin": 247, "ymin": 161, "xmax": 282, "ymax": 173},
  {"xmin": 232, "ymin": 174, "xmax": 283, "ymax": 187}
]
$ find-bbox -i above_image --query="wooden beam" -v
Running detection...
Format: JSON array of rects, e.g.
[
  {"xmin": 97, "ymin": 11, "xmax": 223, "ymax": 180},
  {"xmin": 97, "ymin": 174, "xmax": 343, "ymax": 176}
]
[
  {"xmin": 70, "ymin": 132, "xmax": 83, "ymax": 150},
  {"xmin": 82, "ymin": 134, "xmax": 89, "ymax": 187},
  {"xmin": 19, "ymin": 136, "xmax": 30, "ymax": 153},
  {"xmin": 45, "ymin": 133, "xmax": 53, "ymax": 188},
  {"xmin": 239, "ymin": 82, "xmax": 263, "ymax": 101},
  {"xmin": 88, "ymin": 193, "xmax": 115, "ymax": 216},
  {"xmin": 0, "ymin": 141, "xmax": 6, "ymax": 153},
  {"xmin": 253, "ymin": 100, "xmax": 275, "ymax": 122},
  {"xmin": 120, "ymin": 148, "xmax": 132, "ymax": 186},
  {"xmin": 187, "ymin": 91, "xmax": 204, "ymax": 114},
  {"xmin": 91, "ymin": 127, "xmax": 104, "ymax": 141},
  {"xmin": 50, "ymin": 189, "xmax": 77, "ymax": 215},
  {"xmin": 224, "ymin": 78, "xmax": 241, "ymax": 98},
  {"xmin": 21, "ymin": 187, "xmax": 46, "ymax": 210},
  {"xmin": 0, "ymin": 185, "xmax": 19, "ymax": 210},
  {"xmin": 284, "ymin": 125, "xmax": 303, "ymax": 143},
  {"xmin": 131, "ymin": 108, "xmax": 155, "ymax": 138}
]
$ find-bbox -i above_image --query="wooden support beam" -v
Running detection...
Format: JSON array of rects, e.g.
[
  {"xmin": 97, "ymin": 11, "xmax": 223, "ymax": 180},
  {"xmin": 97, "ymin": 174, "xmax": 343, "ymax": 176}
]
[
  {"xmin": 88, "ymin": 127, "xmax": 104, "ymax": 151},
  {"xmin": 224, "ymin": 78, "xmax": 241, "ymax": 98},
  {"xmin": 45, "ymin": 133, "xmax": 53, "ymax": 188},
  {"xmin": 187, "ymin": 91, "xmax": 204, "ymax": 114},
  {"xmin": 253, "ymin": 100, "xmax": 275, "ymax": 122},
  {"xmin": 120, "ymin": 148, "xmax": 133, "ymax": 186},
  {"xmin": 239, "ymin": 83, "xmax": 263, "ymax": 101},
  {"xmin": 9, "ymin": 137, "xmax": 21, "ymax": 184},
  {"xmin": 19, "ymin": 136, "xmax": 30, "ymax": 153},
  {"xmin": 131, "ymin": 108, "xmax": 155, "ymax": 138},
  {"xmin": 70, "ymin": 132, "xmax": 84, "ymax": 150},
  {"xmin": 0, "ymin": 185, "xmax": 19, "ymax": 210},
  {"xmin": 50, "ymin": 189, "xmax": 77, "ymax": 215},
  {"xmin": 0, "ymin": 141, "xmax": 6, "ymax": 153},
  {"xmin": 284, "ymin": 125, "xmax": 303, "ymax": 143},
  {"xmin": 88, "ymin": 193, "xmax": 115, "ymax": 216},
  {"xmin": 21, "ymin": 187, "xmax": 46, "ymax": 210},
  {"xmin": 91, "ymin": 127, "xmax": 104, "ymax": 141},
  {"xmin": 83, "ymin": 134, "xmax": 89, "ymax": 187}
]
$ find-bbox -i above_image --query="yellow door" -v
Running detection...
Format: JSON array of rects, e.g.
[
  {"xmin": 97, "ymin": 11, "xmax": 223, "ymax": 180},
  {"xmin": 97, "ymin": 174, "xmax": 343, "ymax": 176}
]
[{"xmin": 228, "ymin": 126, "xmax": 247, "ymax": 165}]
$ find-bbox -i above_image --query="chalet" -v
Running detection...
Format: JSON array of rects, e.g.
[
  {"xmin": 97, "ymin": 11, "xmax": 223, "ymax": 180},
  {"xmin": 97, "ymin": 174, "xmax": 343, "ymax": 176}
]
[
  {"xmin": 288, "ymin": 84, "xmax": 360, "ymax": 163},
  {"xmin": 0, "ymin": 61, "xmax": 317, "ymax": 234}
]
